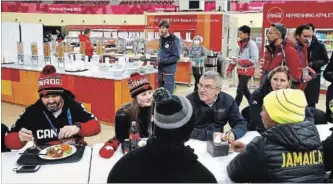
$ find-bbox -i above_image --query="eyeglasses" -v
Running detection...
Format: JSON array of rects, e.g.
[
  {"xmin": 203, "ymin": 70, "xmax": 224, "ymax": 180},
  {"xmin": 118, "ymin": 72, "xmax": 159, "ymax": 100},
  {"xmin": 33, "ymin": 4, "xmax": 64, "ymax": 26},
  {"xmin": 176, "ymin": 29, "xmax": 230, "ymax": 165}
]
[{"xmin": 197, "ymin": 84, "xmax": 218, "ymax": 91}]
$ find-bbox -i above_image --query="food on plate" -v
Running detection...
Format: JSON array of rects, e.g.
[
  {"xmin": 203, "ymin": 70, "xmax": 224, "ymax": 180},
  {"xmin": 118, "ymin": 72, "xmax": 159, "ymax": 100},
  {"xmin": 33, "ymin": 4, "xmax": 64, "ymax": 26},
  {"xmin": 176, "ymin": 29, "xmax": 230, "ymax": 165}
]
[{"xmin": 46, "ymin": 144, "xmax": 72, "ymax": 158}]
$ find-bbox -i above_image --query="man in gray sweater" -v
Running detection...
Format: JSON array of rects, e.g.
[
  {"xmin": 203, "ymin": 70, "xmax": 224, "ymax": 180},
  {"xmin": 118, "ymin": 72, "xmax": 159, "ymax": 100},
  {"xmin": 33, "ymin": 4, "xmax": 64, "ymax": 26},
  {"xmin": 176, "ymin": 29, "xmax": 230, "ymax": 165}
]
[{"xmin": 226, "ymin": 25, "xmax": 259, "ymax": 106}]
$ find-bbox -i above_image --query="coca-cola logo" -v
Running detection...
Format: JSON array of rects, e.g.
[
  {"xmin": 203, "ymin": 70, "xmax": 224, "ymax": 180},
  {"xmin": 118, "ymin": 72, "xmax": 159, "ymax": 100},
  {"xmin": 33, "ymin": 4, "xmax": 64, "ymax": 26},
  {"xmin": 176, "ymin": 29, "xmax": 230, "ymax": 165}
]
[{"xmin": 267, "ymin": 7, "xmax": 284, "ymax": 24}]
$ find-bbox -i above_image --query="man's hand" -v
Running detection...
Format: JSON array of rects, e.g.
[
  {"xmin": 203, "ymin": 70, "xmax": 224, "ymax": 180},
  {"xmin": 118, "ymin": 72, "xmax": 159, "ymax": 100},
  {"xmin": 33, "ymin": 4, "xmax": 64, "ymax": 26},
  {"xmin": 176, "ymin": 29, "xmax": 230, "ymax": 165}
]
[
  {"xmin": 213, "ymin": 131, "xmax": 235, "ymax": 143},
  {"xmin": 58, "ymin": 125, "xmax": 80, "ymax": 139},
  {"xmin": 223, "ymin": 131, "xmax": 236, "ymax": 143},
  {"xmin": 302, "ymin": 75, "xmax": 313, "ymax": 83},
  {"xmin": 231, "ymin": 141, "xmax": 246, "ymax": 152},
  {"xmin": 18, "ymin": 128, "xmax": 33, "ymax": 142}
]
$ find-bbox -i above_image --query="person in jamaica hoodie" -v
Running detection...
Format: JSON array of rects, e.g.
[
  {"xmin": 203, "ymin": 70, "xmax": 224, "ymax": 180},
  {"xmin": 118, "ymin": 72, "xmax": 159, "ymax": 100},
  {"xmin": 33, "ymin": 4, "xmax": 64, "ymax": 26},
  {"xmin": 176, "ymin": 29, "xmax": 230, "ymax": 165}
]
[
  {"xmin": 5, "ymin": 65, "xmax": 101, "ymax": 149},
  {"xmin": 227, "ymin": 89, "xmax": 326, "ymax": 183},
  {"xmin": 107, "ymin": 88, "xmax": 217, "ymax": 183}
]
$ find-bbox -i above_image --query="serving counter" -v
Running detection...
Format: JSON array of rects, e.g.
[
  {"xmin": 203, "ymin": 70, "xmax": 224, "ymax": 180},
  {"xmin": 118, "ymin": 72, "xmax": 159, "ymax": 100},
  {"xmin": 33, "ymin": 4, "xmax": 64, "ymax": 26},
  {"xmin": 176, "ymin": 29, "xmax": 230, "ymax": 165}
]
[
  {"xmin": 1, "ymin": 64, "xmax": 158, "ymax": 124},
  {"xmin": 102, "ymin": 52, "xmax": 193, "ymax": 86}
]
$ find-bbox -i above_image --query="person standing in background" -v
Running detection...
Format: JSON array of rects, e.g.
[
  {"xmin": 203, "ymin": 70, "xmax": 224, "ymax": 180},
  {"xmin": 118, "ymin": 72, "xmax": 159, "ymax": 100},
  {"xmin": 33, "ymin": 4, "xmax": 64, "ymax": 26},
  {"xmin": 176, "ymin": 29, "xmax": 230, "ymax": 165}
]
[
  {"xmin": 189, "ymin": 35, "xmax": 207, "ymax": 92},
  {"xmin": 324, "ymin": 54, "xmax": 333, "ymax": 123},
  {"xmin": 293, "ymin": 24, "xmax": 317, "ymax": 90},
  {"xmin": 226, "ymin": 25, "xmax": 259, "ymax": 106},
  {"xmin": 79, "ymin": 29, "xmax": 93, "ymax": 61},
  {"xmin": 157, "ymin": 20, "xmax": 180, "ymax": 94},
  {"xmin": 304, "ymin": 23, "xmax": 329, "ymax": 108},
  {"xmin": 262, "ymin": 23, "xmax": 315, "ymax": 90}
]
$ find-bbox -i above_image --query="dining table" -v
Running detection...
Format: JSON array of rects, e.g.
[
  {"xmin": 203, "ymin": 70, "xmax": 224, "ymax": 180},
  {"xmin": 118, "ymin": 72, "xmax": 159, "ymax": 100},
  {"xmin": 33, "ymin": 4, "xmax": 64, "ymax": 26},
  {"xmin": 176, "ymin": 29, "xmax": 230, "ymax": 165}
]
[
  {"xmin": 1, "ymin": 142, "xmax": 92, "ymax": 183},
  {"xmin": 2, "ymin": 123, "xmax": 332, "ymax": 183}
]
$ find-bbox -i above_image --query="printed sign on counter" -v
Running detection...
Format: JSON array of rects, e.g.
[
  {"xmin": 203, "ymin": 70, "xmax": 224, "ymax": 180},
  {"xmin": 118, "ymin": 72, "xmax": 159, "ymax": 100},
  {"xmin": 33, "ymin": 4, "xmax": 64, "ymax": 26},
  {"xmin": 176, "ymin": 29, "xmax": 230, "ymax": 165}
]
[
  {"xmin": 17, "ymin": 42, "xmax": 24, "ymax": 55},
  {"xmin": 31, "ymin": 42, "xmax": 38, "ymax": 56},
  {"xmin": 57, "ymin": 43, "xmax": 64, "ymax": 58},
  {"xmin": 43, "ymin": 43, "xmax": 51, "ymax": 57}
]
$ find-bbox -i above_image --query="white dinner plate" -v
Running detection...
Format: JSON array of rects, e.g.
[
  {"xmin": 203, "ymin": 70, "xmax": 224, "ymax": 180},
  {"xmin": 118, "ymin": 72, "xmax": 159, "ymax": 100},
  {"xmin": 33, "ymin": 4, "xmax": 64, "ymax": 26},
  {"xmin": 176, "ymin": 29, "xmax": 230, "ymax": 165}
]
[{"xmin": 38, "ymin": 145, "xmax": 77, "ymax": 160}]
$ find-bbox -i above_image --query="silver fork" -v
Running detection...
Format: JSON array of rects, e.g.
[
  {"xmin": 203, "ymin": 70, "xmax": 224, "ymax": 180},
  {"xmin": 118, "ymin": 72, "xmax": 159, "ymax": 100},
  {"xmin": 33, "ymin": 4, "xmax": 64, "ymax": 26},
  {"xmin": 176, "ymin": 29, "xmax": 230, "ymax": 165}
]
[{"xmin": 31, "ymin": 138, "xmax": 42, "ymax": 151}]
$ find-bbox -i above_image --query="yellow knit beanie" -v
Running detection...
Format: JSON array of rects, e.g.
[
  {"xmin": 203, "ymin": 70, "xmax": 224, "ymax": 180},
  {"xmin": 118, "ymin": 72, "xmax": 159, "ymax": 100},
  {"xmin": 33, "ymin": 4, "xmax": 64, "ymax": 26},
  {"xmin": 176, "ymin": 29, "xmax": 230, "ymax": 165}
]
[{"xmin": 263, "ymin": 89, "xmax": 307, "ymax": 124}]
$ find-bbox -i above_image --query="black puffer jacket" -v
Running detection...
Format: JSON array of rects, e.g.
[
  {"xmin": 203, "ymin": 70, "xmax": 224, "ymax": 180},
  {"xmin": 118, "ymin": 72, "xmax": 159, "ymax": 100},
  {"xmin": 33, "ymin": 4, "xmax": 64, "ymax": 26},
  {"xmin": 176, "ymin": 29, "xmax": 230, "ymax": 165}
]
[
  {"xmin": 305, "ymin": 36, "xmax": 329, "ymax": 105},
  {"xmin": 322, "ymin": 127, "xmax": 333, "ymax": 181},
  {"xmin": 227, "ymin": 120, "xmax": 326, "ymax": 183}
]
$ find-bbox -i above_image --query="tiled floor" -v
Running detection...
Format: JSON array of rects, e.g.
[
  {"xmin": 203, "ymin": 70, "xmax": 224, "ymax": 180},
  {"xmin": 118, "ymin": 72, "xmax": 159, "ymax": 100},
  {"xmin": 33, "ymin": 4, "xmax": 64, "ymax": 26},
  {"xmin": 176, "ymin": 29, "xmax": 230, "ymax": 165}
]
[{"xmin": 1, "ymin": 78, "xmax": 327, "ymax": 146}]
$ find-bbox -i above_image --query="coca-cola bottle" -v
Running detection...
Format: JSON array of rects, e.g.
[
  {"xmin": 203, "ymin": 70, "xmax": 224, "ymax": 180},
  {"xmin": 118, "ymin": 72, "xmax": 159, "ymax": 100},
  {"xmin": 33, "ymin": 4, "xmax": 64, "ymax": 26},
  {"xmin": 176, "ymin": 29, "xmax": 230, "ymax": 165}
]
[{"xmin": 129, "ymin": 121, "xmax": 140, "ymax": 151}]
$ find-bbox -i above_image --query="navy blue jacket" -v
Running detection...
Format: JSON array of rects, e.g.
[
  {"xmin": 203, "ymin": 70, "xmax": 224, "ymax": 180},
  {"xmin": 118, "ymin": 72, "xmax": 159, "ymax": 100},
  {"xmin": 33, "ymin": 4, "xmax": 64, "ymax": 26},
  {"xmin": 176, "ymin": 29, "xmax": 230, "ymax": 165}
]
[
  {"xmin": 158, "ymin": 34, "xmax": 180, "ymax": 73},
  {"xmin": 186, "ymin": 91, "xmax": 247, "ymax": 141}
]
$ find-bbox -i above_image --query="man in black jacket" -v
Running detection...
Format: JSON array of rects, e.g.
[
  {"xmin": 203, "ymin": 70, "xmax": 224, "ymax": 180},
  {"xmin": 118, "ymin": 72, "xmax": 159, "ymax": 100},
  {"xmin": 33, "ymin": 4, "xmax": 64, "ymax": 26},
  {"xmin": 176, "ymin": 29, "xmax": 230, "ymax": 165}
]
[
  {"xmin": 324, "ymin": 54, "xmax": 333, "ymax": 122},
  {"xmin": 107, "ymin": 88, "xmax": 217, "ymax": 183},
  {"xmin": 5, "ymin": 65, "xmax": 101, "ymax": 150},
  {"xmin": 304, "ymin": 23, "xmax": 329, "ymax": 107},
  {"xmin": 227, "ymin": 89, "xmax": 326, "ymax": 183},
  {"xmin": 186, "ymin": 71, "xmax": 247, "ymax": 142}
]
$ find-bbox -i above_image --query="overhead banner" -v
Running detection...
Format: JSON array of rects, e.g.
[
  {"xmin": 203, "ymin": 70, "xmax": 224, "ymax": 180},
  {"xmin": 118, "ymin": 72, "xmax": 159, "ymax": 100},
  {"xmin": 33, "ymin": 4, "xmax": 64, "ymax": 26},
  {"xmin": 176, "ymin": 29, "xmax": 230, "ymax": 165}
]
[
  {"xmin": 1, "ymin": 2, "xmax": 176, "ymax": 14},
  {"xmin": 263, "ymin": 2, "xmax": 333, "ymax": 28}
]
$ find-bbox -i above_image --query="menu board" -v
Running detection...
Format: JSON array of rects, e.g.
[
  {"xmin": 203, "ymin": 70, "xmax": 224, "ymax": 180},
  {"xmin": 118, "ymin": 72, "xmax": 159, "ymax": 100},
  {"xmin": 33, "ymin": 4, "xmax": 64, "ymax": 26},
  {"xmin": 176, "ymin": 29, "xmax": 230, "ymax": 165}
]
[
  {"xmin": 31, "ymin": 42, "xmax": 38, "ymax": 56},
  {"xmin": 43, "ymin": 43, "xmax": 51, "ymax": 57},
  {"xmin": 80, "ymin": 42, "xmax": 86, "ymax": 55},
  {"xmin": 96, "ymin": 41, "xmax": 103, "ymax": 55},
  {"xmin": 57, "ymin": 43, "xmax": 64, "ymax": 58},
  {"xmin": 17, "ymin": 42, "xmax": 24, "ymax": 55}
]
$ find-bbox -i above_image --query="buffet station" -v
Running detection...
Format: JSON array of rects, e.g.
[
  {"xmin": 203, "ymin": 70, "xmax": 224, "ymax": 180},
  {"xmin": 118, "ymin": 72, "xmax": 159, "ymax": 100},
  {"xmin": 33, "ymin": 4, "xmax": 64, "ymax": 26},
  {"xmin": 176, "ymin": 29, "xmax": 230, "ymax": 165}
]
[
  {"xmin": 2, "ymin": 26, "xmax": 158, "ymax": 123},
  {"xmin": 2, "ymin": 13, "xmax": 236, "ymax": 123}
]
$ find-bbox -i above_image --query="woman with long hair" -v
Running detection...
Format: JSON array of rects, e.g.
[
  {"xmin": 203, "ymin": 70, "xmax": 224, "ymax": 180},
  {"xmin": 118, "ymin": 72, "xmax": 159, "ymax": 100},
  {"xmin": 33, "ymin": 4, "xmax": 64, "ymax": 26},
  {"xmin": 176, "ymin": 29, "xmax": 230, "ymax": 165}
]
[{"xmin": 115, "ymin": 73, "xmax": 154, "ymax": 152}]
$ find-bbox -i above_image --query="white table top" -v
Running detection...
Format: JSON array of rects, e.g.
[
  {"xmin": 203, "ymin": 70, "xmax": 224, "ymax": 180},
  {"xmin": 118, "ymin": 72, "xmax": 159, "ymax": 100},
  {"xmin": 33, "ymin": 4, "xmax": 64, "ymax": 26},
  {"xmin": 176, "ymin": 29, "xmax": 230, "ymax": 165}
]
[
  {"xmin": 1, "ymin": 63, "xmax": 158, "ymax": 80},
  {"xmin": 316, "ymin": 123, "xmax": 333, "ymax": 141},
  {"xmin": 1, "ymin": 145, "xmax": 92, "ymax": 183},
  {"xmin": 89, "ymin": 131, "xmax": 260, "ymax": 184},
  {"xmin": 2, "ymin": 124, "xmax": 331, "ymax": 183}
]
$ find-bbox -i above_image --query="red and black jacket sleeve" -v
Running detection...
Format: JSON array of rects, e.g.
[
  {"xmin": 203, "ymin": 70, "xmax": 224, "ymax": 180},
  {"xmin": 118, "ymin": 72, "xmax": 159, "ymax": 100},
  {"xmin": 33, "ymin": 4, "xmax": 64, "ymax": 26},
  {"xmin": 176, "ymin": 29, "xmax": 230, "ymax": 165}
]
[
  {"xmin": 5, "ymin": 109, "xmax": 30, "ymax": 150},
  {"xmin": 72, "ymin": 101, "xmax": 101, "ymax": 137}
]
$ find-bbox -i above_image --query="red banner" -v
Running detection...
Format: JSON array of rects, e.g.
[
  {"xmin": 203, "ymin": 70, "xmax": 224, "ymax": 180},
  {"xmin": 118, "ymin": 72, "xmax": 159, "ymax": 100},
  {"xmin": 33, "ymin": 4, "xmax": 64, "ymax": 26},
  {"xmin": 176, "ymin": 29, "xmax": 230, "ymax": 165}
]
[
  {"xmin": 263, "ymin": 2, "xmax": 333, "ymax": 28},
  {"xmin": 231, "ymin": 1, "xmax": 332, "ymax": 12},
  {"xmin": 1, "ymin": 2, "xmax": 176, "ymax": 14}
]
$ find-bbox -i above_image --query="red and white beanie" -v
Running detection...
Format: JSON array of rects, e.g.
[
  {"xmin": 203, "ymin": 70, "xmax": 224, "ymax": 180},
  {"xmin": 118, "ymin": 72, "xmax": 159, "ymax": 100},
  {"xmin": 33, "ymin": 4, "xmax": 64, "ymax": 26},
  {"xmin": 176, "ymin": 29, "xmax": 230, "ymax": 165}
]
[
  {"xmin": 127, "ymin": 73, "xmax": 152, "ymax": 98},
  {"xmin": 38, "ymin": 65, "xmax": 64, "ymax": 97}
]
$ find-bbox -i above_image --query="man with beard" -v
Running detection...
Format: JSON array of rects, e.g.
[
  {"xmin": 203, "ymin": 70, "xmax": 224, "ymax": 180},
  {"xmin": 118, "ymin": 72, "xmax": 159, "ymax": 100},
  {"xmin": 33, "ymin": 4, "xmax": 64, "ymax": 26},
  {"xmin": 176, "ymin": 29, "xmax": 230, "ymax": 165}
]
[
  {"xmin": 5, "ymin": 65, "xmax": 101, "ymax": 149},
  {"xmin": 157, "ymin": 20, "xmax": 180, "ymax": 94},
  {"xmin": 262, "ymin": 23, "xmax": 315, "ymax": 90},
  {"xmin": 304, "ymin": 23, "xmax": 329, "ymax": 108},
  {"xmin": 186, "ymin": 71, "xmax": 247, "ymax": 141}
]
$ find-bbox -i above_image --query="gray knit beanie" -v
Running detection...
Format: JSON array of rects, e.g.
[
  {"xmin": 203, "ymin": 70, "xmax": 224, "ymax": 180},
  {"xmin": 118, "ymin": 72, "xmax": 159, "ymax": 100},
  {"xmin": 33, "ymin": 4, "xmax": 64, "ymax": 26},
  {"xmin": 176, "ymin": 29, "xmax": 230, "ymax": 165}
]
[{"xmin": 153, "ymin": 88, "xmax": 195, "ymax": 144}]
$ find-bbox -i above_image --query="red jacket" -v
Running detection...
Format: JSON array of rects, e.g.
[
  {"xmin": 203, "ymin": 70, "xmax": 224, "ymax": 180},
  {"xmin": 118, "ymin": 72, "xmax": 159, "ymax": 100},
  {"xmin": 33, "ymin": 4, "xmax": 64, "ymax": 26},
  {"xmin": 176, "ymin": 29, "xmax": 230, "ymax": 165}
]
[
  {"xmin": 79, "ymin": 34, "xmax": 93, "ymax": 57},
  {"xmin": 261, "ymin": 39, "xmax": 309, "ymax": 90},
  {"xmin": 226, "ymin": 39, "xmax": 258, "ymax": 77}
]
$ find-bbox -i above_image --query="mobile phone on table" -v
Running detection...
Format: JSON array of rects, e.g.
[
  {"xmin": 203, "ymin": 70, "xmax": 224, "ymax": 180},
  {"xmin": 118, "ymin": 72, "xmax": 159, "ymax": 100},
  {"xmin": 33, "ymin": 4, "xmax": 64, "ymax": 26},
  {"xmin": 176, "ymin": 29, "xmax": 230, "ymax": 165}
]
[{"xmin": 13, "ymin": 165, "xmax": 41, "ymax": 173}]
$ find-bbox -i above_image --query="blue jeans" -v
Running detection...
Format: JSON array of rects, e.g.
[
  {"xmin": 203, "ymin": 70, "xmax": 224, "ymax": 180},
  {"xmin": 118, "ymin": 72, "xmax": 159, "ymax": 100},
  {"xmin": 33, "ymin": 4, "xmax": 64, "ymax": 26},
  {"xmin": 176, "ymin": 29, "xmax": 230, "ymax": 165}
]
[{"xmin": 158, "ymin": 72, "xmax": 175, "ymax": 94}]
